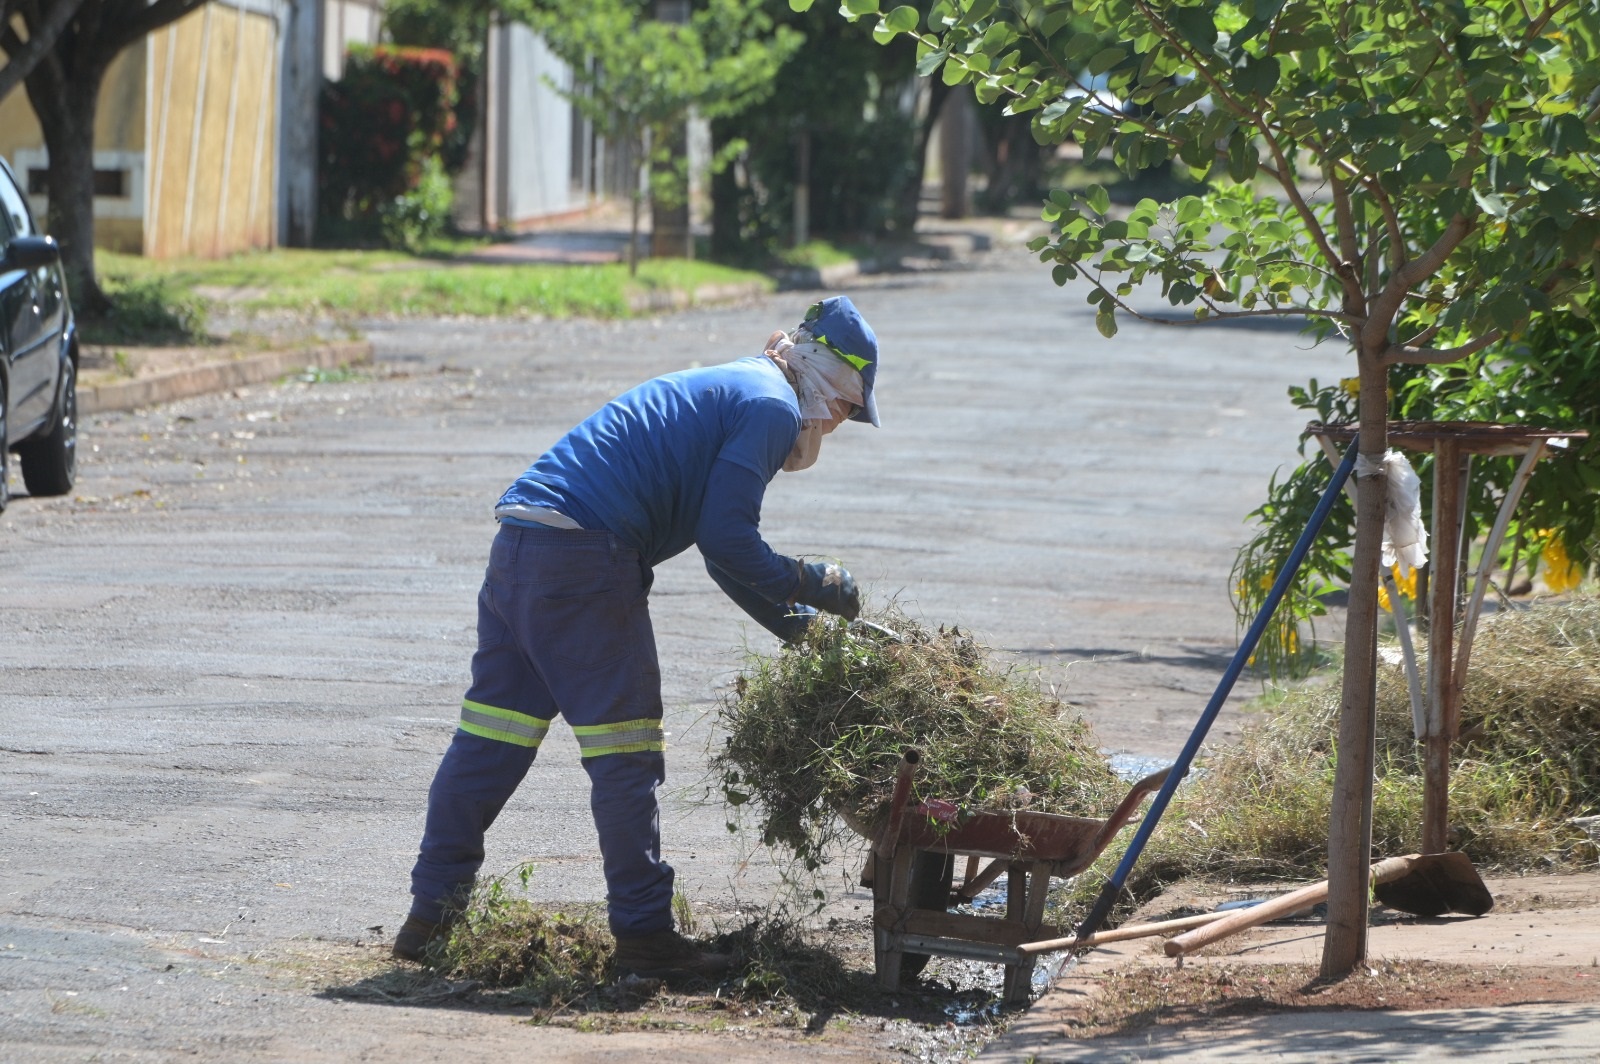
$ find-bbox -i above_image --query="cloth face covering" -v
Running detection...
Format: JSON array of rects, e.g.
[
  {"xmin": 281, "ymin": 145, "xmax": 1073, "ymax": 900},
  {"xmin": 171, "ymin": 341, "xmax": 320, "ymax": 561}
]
[{"xmin": 764, "ymin": 329, "xmax": 866, "ymax": 472}]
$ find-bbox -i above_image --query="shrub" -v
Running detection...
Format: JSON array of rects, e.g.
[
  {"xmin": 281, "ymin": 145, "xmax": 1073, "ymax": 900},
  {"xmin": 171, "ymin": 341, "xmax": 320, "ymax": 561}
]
[
  {"xmin": 319, "ymin": 45, "xmax": 458, "ymax": 248},
  {"xmin": 379, "ymin": 155, "xmax": 454, "ymax": 253}
]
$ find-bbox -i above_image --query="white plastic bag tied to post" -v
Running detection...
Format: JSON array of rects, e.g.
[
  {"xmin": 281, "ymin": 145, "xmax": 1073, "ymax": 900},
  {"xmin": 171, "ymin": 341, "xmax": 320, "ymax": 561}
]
[{"xmin": 1356, "ymin": 450, "xmax": 1429, "ymax": 573}]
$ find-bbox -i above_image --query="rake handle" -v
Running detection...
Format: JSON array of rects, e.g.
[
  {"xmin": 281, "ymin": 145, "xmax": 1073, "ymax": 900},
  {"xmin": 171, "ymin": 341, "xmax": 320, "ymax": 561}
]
[{"xmin": 1164, "ymin": 856, "xmax": 1418, "ymax": 957}]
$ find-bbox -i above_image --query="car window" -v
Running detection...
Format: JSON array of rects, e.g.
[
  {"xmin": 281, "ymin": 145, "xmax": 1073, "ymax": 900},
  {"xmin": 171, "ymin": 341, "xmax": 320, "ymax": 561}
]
[{"xmin": 0, "ymin": 163, "xmax": 34, "ymax": 243}]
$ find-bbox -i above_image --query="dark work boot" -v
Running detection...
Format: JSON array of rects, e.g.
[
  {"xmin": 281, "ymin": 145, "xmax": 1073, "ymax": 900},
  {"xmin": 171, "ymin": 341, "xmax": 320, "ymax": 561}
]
[
  {"xmin": 391, "ymin": 913, "xmax": 453, "ymax": 962},
  {"xmin": 612, "ymin": 929, "xmax": 733, "ymax": 983}
]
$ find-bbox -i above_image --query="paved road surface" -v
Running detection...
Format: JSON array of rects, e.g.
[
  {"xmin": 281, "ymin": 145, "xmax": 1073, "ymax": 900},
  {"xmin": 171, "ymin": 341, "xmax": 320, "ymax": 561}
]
[{"xmin": 1, "ymin": 248, "xmax": 1349, "ymax": 1059}]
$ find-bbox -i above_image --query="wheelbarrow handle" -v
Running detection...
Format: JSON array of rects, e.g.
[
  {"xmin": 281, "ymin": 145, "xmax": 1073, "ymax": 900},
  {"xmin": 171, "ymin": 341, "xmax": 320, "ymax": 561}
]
[
  {"xmin": 874, "ymin": 748, "xmax": 921, "ymax": 861},
  {"xmin": 1090, "ymin": 766, "xmax": 1173, "ymax": 855}
]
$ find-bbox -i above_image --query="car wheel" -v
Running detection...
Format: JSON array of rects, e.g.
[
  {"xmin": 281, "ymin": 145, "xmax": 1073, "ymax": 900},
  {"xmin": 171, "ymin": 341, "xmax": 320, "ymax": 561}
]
[{"xmin": 18, "ymin": 357, "xmax": 76, "ymax": 497}]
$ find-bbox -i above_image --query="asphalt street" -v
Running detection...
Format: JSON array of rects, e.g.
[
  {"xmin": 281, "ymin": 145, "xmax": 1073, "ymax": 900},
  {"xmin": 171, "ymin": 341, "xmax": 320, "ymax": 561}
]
[{"xmin": 1, "ymin": 247, "xmax": 1351, "ymax": 1058}]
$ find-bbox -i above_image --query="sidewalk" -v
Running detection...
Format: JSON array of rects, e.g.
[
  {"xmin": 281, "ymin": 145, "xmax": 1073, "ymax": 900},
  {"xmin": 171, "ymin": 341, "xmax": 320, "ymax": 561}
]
[
  {"xmin": 76, "ymin": 206, "xmax": 1024, "ymax": 414},
  {"xmin": 982, "ymin": 871, "xmax": 1600, "ymax": 1062}
]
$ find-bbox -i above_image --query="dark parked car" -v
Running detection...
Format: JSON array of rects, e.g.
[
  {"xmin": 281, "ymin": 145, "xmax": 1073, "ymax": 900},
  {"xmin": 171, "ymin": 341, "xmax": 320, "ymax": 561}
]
[{"xmin": 0, "ymin": 155, "xmax": 76, "ymax": 513}]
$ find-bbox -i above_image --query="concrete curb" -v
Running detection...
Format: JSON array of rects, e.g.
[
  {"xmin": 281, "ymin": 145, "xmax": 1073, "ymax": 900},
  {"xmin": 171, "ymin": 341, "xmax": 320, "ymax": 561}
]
[
  {"xmin": 78, "ymin": 340, "xmax": 373, "ymax": 415},
  {"xmin": 768, "ymin": 232, "xmax": 995, "ymax": 291},
  {"xmin": 625, "ymin": 280, "xmax": 774, "ymax": 314}
]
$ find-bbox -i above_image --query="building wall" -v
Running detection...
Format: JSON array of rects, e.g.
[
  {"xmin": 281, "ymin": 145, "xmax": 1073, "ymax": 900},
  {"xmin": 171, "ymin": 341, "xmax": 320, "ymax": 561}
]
[
  {"xmin": 484, "ymin": 23, "xmax": 583, "ymax": 228},
  {"xmin": 146, "ymin": 2, "xmax": 280, "ymax": 258},
  {"xmin": 0, "ymin": 47, "xmax": 148, "ymax": 252},
  {"xmin": 323, "ymin": 0, "xmax": 383, "ymax": 79},
  {"xmin": 0, "ymin": 0, "xmax": 282, "ymax": 258}
]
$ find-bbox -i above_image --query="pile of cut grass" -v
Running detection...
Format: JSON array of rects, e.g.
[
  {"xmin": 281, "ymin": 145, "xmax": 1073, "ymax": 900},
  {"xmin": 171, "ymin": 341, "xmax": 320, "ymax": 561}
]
[
  {"xmin": 429, "ymin": 871, "xmax": 614, "ymax": 1006},
  {"xmin": 714, "ymin": 609, "xmax": 1124, "ymax": 873},
  {"xmin": 1109, "ymin": 592, "xmax": 1600, "ymax": 901}
]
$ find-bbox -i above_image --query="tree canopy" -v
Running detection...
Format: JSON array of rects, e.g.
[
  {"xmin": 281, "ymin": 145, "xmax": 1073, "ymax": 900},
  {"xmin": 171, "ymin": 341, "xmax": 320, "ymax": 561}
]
[
  {"xmin": 810, "ymin": 0, "xmax": 1600, "ymax": 977},
  {"xmin": 508, "ymin": 0, "xmax": 802, "ymax": 270}
]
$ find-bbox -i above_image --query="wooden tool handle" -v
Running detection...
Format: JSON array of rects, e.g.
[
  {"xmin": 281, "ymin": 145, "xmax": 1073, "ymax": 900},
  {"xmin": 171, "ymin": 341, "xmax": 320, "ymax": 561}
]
[
  {"xmin": 1164, "ymin": 855, "xmax": 1419, "ymax": 957},
  {"xmin": 1018, "ymin": 911, "xmax": 1231, "ymax": 956}
]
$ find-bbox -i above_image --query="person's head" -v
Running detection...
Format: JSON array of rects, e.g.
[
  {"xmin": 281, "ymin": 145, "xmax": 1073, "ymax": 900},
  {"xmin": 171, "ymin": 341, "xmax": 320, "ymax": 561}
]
[{"xmin": 795, "ymin": 296, "xmax": 879, "ymax": 428}]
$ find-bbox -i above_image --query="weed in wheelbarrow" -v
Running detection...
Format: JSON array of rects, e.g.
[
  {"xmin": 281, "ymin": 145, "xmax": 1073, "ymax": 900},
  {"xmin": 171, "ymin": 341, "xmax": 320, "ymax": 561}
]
[{"xmin": 713, "ymin": 608, "xmax": 1126, "ymax": 877}]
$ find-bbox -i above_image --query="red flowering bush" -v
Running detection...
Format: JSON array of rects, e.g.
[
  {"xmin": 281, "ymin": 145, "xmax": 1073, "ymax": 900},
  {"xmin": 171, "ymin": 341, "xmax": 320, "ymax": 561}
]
[{"xmin": 319, "ymin": 45, "xmax": 459, "ymax": 246}]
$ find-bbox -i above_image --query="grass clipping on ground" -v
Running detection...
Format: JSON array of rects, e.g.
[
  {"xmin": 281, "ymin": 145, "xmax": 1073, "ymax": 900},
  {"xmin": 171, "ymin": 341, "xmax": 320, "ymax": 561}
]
[
  {"xmin": 1107, "ymin": 592, "xmax": 1600, "ymax": 900},
  {"xmin": 713, "ymin": 610, "xmax": 1125, "ymax": 873}
]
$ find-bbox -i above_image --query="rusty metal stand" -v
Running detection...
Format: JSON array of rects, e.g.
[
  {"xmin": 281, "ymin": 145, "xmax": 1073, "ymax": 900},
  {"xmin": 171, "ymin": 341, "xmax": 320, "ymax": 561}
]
[{"xmin": 1311, "ymin": 421, "xmax": 1586, "ymax": 853}]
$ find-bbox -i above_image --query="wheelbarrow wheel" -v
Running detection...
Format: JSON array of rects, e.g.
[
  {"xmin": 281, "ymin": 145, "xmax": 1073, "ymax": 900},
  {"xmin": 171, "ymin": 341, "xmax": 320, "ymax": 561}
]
[{"xmin": 901, "ymin": 851, "xmax": 955, "ymax": 980}]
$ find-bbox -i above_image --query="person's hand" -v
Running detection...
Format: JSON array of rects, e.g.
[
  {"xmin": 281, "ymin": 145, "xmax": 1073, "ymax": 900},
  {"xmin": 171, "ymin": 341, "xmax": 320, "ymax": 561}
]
[{"xmin": 793, "ymin": 561, "xmax": 861, "ymax": 620}]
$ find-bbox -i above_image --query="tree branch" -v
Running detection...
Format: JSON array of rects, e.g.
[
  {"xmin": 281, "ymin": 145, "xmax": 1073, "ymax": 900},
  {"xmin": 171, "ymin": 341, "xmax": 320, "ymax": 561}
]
[
  {"xmin": 1086, "ymin": 270, "xmax": 1355, "ymax": 328},
  {"xmin": 0, "ymin": 0, "xmax": 86, "ymax": 102},
  {"xmin": 1364, "ymin": 212, "xmax": 1473, "ymax": 348},
  {"xmin": 1256, "ymin": 128, "xmax": 1355, "ymax": 307},
  {"xmin": 1381, "ymin": 330, "xmax": 1502, "ymax": 367},
  {"xmin": 1322, "ymin": 154, "xmax": 1368, "ymax": 317},
  {"xmin": 106, "ymin": 0, "xmax": 209, "ymax": 53}
]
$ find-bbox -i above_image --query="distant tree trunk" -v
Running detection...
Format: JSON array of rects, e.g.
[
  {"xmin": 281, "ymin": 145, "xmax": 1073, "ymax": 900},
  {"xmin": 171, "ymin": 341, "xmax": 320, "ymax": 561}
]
[
  {"xmin": 25, "ymin": 47, "xmax": 113, "ymax": 316},
  {"xmin": 891, "ymin": 79, "xmax": 950, "ymax": 236},
  {"xmin": 708, "ymin": 118, "xmax": 741, "ymax": 260},
  {"xmin": 976, "ymin": 112, "xmax": 1045, "ymax": 215}
]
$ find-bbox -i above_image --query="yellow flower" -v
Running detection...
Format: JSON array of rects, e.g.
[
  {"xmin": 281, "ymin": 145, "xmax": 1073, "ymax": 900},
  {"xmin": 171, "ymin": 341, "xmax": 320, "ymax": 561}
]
[
  {"xmin": 1339, "ymin": 376, "xmax": 1361, "ymax": 398},
  {"xmin": 1542, "ymin": 532, "xmax": 1584, "ymax": 594},
  {"xmin": 1377, "ymin": 565, "xmax": 1417, "ymax": 612}
]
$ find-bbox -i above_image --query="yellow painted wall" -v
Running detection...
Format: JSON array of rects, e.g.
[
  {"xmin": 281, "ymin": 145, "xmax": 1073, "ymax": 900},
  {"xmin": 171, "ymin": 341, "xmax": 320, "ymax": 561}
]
[
  {"xmin": 145, "ymin": 2, "xmax": 280, "ymax": 258},
  {"xmin": 0, "ymin": 45, "xmax": 146, "ymax": 253}
]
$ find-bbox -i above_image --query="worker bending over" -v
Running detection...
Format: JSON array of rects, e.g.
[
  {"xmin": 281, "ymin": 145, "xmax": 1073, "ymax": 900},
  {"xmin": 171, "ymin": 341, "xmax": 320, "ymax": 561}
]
[{"xmin": 394, "ymin": 296, "xmax": 881, "ymax": 980}]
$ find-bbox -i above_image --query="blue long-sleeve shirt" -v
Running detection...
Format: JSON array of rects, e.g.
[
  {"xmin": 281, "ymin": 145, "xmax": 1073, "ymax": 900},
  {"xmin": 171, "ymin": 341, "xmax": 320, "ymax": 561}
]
[{"xmin": 498, "ymin": 356, "xmax": 802, "ymax": 604}]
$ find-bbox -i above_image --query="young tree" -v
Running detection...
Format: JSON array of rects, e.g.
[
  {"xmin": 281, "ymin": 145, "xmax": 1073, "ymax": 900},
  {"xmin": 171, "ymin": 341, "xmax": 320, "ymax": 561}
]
[
  {"xmin": 10, "ymin": 0, "xmax": 208, "ymax": 315},
  {"xmin": 504, "ymin": 0, "xmax": 801, "ymax": 273},
  {"xmin": 823, "ymin": 0, "xmax": 1600, "ymax": 976}
]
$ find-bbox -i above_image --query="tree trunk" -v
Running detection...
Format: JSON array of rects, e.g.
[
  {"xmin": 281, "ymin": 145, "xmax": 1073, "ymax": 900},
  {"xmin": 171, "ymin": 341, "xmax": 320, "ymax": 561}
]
[
  {"xmin": 891, "ymin": 78, "xmax": 950, "ymax": 236},
  {"xmin": 1320, "ymin": 347, "xmax": 1389, "ymax": 979},
  {"xmin": 24, "ymin": 47, "xmax": 112, "ymax": 316}
]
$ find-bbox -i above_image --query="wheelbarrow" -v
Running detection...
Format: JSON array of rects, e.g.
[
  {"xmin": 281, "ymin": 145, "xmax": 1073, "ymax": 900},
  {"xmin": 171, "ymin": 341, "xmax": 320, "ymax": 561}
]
[{"xmin": 858, "ymin": 749, "xmax": 1170, "ymax": 1005}]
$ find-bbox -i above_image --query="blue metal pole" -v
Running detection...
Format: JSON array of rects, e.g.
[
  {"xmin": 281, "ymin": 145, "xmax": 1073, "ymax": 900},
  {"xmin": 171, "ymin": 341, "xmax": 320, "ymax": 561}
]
[{"xmin": 1073, "ymin": 441, "xmax": 1359, "ymax": 942}]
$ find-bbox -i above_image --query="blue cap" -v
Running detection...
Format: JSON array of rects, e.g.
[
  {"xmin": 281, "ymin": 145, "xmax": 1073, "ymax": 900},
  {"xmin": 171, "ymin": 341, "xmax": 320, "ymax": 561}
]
[{"xmin": 800, "ymin": 296, "xmax": 880, "ymax": 427}]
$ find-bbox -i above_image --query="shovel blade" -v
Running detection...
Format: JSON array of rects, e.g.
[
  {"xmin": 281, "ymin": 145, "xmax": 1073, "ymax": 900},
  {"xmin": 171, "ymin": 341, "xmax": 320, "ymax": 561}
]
[{"xmin": 1373, "ymin": 851, "xmax": 1494, "ymax": 918}]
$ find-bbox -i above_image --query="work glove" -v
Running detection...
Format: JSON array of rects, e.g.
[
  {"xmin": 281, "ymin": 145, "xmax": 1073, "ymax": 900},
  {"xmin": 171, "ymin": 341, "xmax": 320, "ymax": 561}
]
[
  {"xmin": 705, "ymin": 559, "xmax": 817, "ymax": 644},
  {"xmin": 793, "ymin": 560, "xmax": 861, "ymax": 621}
]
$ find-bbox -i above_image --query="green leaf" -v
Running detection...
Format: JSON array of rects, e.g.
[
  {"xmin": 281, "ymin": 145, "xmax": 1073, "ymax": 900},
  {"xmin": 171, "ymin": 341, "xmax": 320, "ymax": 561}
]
[
  {"xmin": 942, "ymin": 55, "xmax": 969, "ymax": 86},
  {"xmin": 884, "ymin": 5, "xmax": 919, "ymax": 33},
  {"xmin": 1227, "ymin": 132, "xmax": 1258, "ymax": 183},
  {"xmin": 1235, "ymin": 53, "xmax": 1279, "ymax": 97},
  {"xmin": 1168, "ymin": 6, "xmax": 1217, "ymax": 51},
  {"xmin": 1052, "ymin": 264, "xmax": 1073, "ymax": 286},
  {"xmin": 915, "ymin": 48, "xmax": 949, "ymax": 77},
  {"xmin": 1095, "ymin": 304, "xmax": 1118, "ymax": 338},
  {"xmin": 979, "ymin": 21, "xmax": 1013, "ymax": 54},
  {"xmin": 789, "ymin": 0, "xmax": 815, "ymax": 9},
  {"xmin": 841, "ymin": 0, "xmax": 879, "ymax": 15},
  {"xmin": 1087, "ymin": 46, "xmax": 1127, "ymax": 76},
  {"xmin": 1085, "ymin": 183, "xmax": 1111, "ymax": 214}
]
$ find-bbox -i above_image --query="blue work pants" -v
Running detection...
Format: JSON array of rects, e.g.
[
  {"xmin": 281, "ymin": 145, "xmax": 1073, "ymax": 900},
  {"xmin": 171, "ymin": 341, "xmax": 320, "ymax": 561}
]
[{"xmin": 407, "ymin": 523, "xmax": 673, "ymax": 938}]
